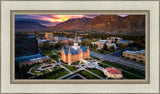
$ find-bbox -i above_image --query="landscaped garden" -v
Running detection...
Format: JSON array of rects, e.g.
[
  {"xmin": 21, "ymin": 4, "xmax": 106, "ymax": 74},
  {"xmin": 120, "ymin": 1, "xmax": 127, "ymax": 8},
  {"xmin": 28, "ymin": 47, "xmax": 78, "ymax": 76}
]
[
  {"xmin": 79, "ymin": 70, "xmax": 100, "ymax": 79},
  {"xmin": 63, "ymin": 65, "xmax": 76, "ymax": 72},
  {"xmin": 29, "ymin": 61, "xmax": 56, "ymax": 76},
  {"xmin": 87, "ymin": 69, "xmax": 106, "ymax": 78},
  {"xmin": 35, "ymin": 67, "xmax": 69, "ymax": 79},
  {"xmin": 71, "ymin": 61, "xmax": 80, "ymax": 65}
]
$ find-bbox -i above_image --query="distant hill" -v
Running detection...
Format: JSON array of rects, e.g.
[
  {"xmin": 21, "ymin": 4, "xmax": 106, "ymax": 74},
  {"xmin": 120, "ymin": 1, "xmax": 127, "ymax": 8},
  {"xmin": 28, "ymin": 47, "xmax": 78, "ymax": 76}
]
[
  {"xmin": 15, "ymin": 21, "xmax": 47, "ymax": 31},
  {"xmin": 84, "ymin": 15, "xmax": 145, "ymax": 34},
  {"xmin": 39, "ymin": 15, "xmax": 145, "ymax": 35},
  {"xmin": 41, "ymin": 17, "xmax": 91, "ymax": 32}
]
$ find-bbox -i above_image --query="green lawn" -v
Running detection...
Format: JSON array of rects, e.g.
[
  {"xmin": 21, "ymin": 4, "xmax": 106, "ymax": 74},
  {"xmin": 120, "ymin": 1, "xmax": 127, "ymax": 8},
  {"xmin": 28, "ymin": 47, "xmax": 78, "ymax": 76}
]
[
  {"xmin": 54, "ymin": 56, "xmax": 60, "ymax": 62},
  {"xmin": 35, "ymin": 66, "xmax": 69, "ymax": 79},
  {"xmin": 47, "ymin": 70, "xmax": 69, "ymax": 79},
  {"xmin": 87, "ymin": 69, "xmax": 106, "ymax": 78},
  {"xmin": 123, "ymin": 72, "xmax": 143, "ymax": 79},
  {"xmin": 79, "ymin": 70, "xmax": 100, "ymax": 79},
  {"xmin": 63, "ymin": 65, "xmax": 76, "ymax": 72},
  {"xmin": 71, "ymin": 61, "xmax": 80, "ymax": 65},
  {"xmin": 30, "ymin": 68, "xmax": 43, "ymax": 75},
  {"xmin": 43, "ymin": 50, "xmax": 53, "ymax": 56},
  {"xmin": 99, "ymin": 63, "xmax": 110, "ymax": 68}
]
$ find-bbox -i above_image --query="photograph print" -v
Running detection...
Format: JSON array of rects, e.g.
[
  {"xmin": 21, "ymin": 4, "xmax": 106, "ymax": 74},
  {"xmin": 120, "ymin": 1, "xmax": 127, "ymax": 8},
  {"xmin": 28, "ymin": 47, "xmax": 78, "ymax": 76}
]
[{"xmin": 15, "ymin": 14, "xmax": 145, "ymax": 80}]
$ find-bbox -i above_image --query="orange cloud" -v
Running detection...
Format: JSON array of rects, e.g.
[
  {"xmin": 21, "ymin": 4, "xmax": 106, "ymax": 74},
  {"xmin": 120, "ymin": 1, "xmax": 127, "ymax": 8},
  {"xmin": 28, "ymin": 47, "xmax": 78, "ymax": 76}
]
[{"xmin": 42, "ymin": 15, "xmax": 84, "ymax": 22}]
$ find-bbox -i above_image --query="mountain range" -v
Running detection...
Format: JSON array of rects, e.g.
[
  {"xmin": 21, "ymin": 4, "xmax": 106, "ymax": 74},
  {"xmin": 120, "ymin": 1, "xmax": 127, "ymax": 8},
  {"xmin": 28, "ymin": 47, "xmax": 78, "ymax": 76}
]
[
  {"xmin": 15, "ymin": 21, "xmax": 47, "ymax": 31},
  {"xmin": 15, "ymin": 15, "xmax": 145, "ymax": 34}
]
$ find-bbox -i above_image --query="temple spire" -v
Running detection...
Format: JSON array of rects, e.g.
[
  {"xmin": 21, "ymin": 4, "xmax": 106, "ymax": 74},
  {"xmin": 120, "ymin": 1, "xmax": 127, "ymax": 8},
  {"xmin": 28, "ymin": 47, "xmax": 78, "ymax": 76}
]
[
  {"xmin": 75, "ymin": 33, "xmax": 78, "ymax": 43},
  {"xmin": 62, "ymin": 46, "xmax": 64, "ymax": 51},
  {"xmin": 87, "ymin": 46, "xmax": 90, "ymax": 50},
  {"xmin": 68, "ymin": 47, "xmax": 71, "ymax": 54}
]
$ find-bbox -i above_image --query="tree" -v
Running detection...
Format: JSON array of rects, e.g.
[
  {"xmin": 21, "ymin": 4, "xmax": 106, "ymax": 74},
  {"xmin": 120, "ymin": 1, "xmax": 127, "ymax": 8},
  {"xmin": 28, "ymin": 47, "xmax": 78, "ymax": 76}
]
[
  {"xmin": 93, "ymin": 44, "xmax": 98, "ymax": 49},
  {"xmin": 49, "ymin": 54, "xmax": 58, "ymax": 59},
  {"xmin": 118, "ymin": 43, "xmax": 128, "ymax": 49},
  {"xmin": 108, "ymin": 46, "xmax": 115, "ymax": 52},
  {"xmin": 80, "ymin": 40, "xmax": 91, "ymax": 46},
  {"xmin": 39, "ymin": 42, "xmax": 52, "ymax": 50},
  {"xmin": 54, "ymin": 42, "xmax": 64, "ymax": 49},
  {"xmin": 103, "ymin": 43, "xmax": 108, "ymax": 51}
]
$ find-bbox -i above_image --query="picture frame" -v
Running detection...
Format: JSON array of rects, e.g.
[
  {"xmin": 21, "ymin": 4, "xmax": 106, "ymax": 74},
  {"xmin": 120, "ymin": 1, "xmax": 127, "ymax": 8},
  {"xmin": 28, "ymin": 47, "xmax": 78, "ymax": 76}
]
[{"xmin": 0, "ymin": 0, "xmax": 159, "ymax": 94}]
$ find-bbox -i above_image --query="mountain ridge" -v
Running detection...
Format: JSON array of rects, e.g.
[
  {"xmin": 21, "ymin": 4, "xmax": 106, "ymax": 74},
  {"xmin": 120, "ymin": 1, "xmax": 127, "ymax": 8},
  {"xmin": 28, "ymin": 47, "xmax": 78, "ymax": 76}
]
[
  {"xmin": 40, "ymin": 15, "xmax": 145, "ymax": 34},
  {"xmin": 15, "ymin": 21, "xmax": 47, "ymax": 31}
]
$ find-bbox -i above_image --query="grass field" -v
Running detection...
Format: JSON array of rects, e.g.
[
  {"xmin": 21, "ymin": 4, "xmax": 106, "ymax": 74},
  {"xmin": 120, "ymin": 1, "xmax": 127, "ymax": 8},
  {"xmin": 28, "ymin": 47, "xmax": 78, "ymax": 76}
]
[
  {"xmin": 79, "ymin": 70, "xmax": 100, "ymax": 79},
  {"xmin": 87, "ymin": 69, "xmax": 106, "ymax": 78},
  {"xmin": 63, "ymin": 65, "xmax": 76, "ymax": 72},
  {"xmin": 47, "ymin": 70, "xmax": 69, "ymax": 79}
]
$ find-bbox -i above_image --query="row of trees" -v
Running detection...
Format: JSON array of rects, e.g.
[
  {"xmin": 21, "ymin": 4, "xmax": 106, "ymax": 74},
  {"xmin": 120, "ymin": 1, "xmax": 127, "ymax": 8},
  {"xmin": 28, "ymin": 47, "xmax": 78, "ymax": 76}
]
[
  {"xmin": 102, "ymin": 43, "xmax": 115, "ymax": 52},
  {"xmin": 39, "ymin": 42, "xmax": 65, "ymax": 51}
]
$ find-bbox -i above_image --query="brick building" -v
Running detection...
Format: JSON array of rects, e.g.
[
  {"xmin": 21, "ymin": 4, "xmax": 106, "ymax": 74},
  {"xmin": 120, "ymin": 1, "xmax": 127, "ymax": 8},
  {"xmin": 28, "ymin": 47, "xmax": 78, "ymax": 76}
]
[
  {"xmin": 122, "ymin": 50, "xmax": 145, "ymax": 63},
  {"xmin": 61, "ymin": 36, "xmax": 90, "ymax": 65}
]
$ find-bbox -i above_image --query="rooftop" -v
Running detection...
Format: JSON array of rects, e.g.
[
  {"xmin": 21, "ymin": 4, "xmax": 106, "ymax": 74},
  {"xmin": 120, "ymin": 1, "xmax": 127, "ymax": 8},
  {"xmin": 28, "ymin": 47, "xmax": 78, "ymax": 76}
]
[
  {"xmin": 105, "ymin": 67, "xmax": 122, "ymax": 74},
  {"xmin": 63, "ymin": 46, "xmax": 88, "ymax": 55},
  {"xmin": 124, "ymin": 50, "xmax": 145, "ymax": 55}
]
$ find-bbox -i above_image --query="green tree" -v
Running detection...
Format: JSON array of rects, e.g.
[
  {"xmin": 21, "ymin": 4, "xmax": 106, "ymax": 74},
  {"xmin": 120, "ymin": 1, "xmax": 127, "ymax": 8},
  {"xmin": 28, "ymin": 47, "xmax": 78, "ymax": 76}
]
[
  {"xmin": 39, "ymin": 42, "xmax": 51, "ymax": 50},
  {"xmin": 93, "ymin": 44, "xmax": 98, "ymax": 49},
  {"xmin": 108, "ymin": 46, "xmax": 115, "ymax": 52},
  {"xmin": 54, "ymin": 42, "xmax": 64, "ymax": 49},
  {"xmin": 103, "ymin": 43, "xmax": 108, "ymax": 51},
  {"xmin": 118, "ymin": 43, "xmax": 128, "ymax": 49},
  {"xmin": 80, "ymin": 40, "xmax": 91, "ymax": 46}
]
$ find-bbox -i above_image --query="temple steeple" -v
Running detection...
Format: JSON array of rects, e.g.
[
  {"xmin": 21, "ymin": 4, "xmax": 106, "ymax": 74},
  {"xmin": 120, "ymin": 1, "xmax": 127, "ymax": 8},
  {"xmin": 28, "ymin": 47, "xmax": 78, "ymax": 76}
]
[
  {"xmin": 75, "ymin": 33, "xmax": 78, "ymax": 43},
  {"xmin": 62, "ymin": 46, "xmax": 64, "ymax": 51},
  {"xmin": 68, "ymin": 47, "xmax": 71, "ymax": 54}
]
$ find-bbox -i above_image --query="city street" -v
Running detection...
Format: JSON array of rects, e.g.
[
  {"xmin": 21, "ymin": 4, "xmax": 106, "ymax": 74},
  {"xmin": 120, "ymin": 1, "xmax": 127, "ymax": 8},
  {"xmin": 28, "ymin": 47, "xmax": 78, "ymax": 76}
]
[{"xmin": 90, "ymin": 51, "xmax": 145, "ymax": 71}]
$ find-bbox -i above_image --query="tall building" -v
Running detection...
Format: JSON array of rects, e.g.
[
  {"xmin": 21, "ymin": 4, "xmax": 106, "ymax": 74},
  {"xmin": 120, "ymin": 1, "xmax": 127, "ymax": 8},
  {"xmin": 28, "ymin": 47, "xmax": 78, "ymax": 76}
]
[
  {"xmin": 61, "ymin": 36, "xmax": 90, "ymax": 65},
  {"xmin": 15, "ymin": 34, "xmax": 39, "ymax": 57},
  {"xmin": 15, "ymin": 34, "xmax": 49, "ymax": 67}
]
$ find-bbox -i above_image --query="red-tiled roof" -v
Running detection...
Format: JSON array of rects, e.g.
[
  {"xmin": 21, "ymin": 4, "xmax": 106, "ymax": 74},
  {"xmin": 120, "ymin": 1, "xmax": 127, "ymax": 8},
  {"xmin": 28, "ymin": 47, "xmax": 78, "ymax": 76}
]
[{"xmin": 105, "ymin": 67, "xmax": 122, "ymax": 74}]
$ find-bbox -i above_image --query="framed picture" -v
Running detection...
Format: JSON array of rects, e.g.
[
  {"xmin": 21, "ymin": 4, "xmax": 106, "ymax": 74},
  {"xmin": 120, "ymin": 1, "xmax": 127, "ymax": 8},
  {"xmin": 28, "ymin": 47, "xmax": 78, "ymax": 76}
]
[{"xmin": 0, "ymin": 0, "xmax": 159, "ymax": 94}]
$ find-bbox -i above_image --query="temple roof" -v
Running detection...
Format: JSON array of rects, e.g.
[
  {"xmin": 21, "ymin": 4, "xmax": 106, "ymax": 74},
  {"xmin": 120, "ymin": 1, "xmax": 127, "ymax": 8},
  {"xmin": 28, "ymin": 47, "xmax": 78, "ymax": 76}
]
[{"xmin": 63, "ymin": 46, "xmax": 88, "ymax": 55}]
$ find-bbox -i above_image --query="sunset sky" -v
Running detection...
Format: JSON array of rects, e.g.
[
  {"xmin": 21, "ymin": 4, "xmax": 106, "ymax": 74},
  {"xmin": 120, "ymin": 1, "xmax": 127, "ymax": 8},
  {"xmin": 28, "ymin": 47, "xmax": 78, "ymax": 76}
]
[{"xmin": 15, "ymin": 15, "xmax": 128, "ymax": 27}]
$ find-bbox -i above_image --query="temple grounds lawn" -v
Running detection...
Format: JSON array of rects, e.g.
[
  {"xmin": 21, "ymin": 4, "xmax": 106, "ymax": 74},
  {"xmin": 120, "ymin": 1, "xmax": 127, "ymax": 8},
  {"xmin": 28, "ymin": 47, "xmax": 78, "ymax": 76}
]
[
  {"xmin": 63, "ymin": 65, "xmax": 76, "ymax": 72},
  {"xmin": 123, "ymin": 72, "xmax": 143, "ymax": 79},
  {"xmin": 71, "ymin": 61, "xmax": 80, "ymax": 65},
  {"xmin": 47, "ymin": 70, "xmax": 69, "ymax": 79},
  {"xmin": 79, "ymin": 70, "xmax": 100, "ymax": 79},
  {"xmin": 87, "ymin": 69, "xmax": 106, "ymax": 78},
  {"xmin": 35, "ymin": 67, "xmax": 69, "ymax": 79}
]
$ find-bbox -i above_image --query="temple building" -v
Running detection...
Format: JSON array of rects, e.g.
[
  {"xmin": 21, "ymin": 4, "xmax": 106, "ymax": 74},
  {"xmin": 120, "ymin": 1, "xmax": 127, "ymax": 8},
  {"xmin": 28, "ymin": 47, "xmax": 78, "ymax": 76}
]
[{"xmin": 61, "ymin": 36, "xmax": 90, "ymax": 65}]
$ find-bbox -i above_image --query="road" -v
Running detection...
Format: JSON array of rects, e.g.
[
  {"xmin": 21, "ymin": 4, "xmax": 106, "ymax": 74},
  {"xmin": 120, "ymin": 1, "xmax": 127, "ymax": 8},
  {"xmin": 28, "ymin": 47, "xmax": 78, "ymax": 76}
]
[{"xmin": 90, "ymin": 51, "xmax": 145, "ymax": 71}]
